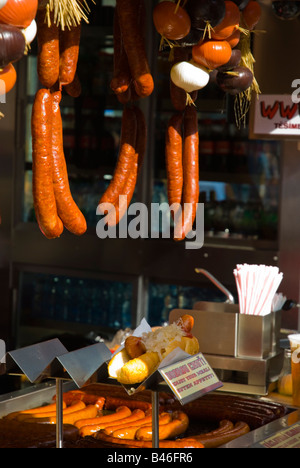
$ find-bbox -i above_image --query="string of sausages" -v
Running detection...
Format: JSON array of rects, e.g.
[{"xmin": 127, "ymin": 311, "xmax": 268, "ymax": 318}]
[
  {"xmin": 31, "ymin": 5, "xmax": 85, "ymax": 239},
  {"xmin": 166, "ymin": 103, "xmax": 199, "ymax": 241},
  {"xmin": 98, "ymin": 0, "xmax": 153, "ymax": 227}
]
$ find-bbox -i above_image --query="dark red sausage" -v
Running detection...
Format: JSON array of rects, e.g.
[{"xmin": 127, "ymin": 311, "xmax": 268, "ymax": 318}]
[
  {"xmin": 110, "ymin": 8, "xmax": 132, "ymax": 97},
  {"xmin": 170, "ymin": 80, "xmax": 198, "ymax": 111}
]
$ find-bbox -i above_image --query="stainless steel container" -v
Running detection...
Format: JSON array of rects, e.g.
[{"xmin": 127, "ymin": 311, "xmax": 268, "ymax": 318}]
[{"xmin": 170, "ymin": 304, "xmax": 282, "ymax": 360}]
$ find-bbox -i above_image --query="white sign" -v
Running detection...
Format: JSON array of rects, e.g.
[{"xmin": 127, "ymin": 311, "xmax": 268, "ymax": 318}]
[{"xmin": 253, "ymin": 94, "xmax": 300, "ymax": 136}]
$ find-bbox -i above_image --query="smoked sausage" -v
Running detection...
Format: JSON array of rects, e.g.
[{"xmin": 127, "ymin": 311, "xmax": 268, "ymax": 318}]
[
  {"xmin": 98, "ymin": 107, "xmax": 137, "ymax": 212},
  {"xmin": 136, "ymin": 411, "xmax": 189, "ymax": 441},
  {"xmin": 165, "ymin": 112, "xmax": 184, "ymax": 215},
  {"xmin": 31, "ymin": 89, "xmax": 63, "ymax": 239},
  {"xmin": 174, "ymin": 106, "xmax": 199, "ymax": 241},
  {"xmin": 95, "ymin": 431, "xmax": 204, "ymax": 448},
  {"xmin": 105, "ymin": 105, "xmax": 146, "ymax": 227},
  {"xmin": 51, "ymin": 90, "xmax": 87, "ymax": 236},
  {"xmin": 59, "ymin": 23, "xmax": 81, "ymax": 86},
  {"xmin": 116, "ymin": 0, "xmax": 154, "ymax": 98},
  {"xmin": 36, "ymin": 8, "xmax": 60, "ymax": 89},
  {"xmin": 110, "ymin": 8, "xmax": 132, "ymax": 97}
]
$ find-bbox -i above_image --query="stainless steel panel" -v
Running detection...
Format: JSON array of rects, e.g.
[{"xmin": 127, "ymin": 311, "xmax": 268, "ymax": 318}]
[
  {"xmin": 237, "ymin": 314, "xmax": 273, "ymax": 359},
  {"xmin": 222, "ymin": 409, "xmax": 300, "ymax": 448},
  {"xmin": 0, "ymin": 381, "xmax": 75, "ymax": 418}
]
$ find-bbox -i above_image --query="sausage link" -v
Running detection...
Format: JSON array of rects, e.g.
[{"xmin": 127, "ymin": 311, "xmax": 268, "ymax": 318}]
[
  {"xmin": 4, "ymin": 402, "xmax": 67, "ymax": 420},
  {"xmin": 104, "ymin": 414, "xmax": 153, "ymax": 436},
  {"xmin": 36, "ymin": 8, "xmax": 60, "ymax": 89},
  {"xmin": 110, "ymin": 412, "xmax": 172, "ymax": 439},
  {"xmin": 165, "ymin": 113, "xmax": 184, "ymax": 215},
  {"xmin": 174, "ymin": 106, "xmax": 199, "ymax": 241},
  {"xmin": 59, "ymin": 23, "xmax": 81, "ymax": 86},
  {"xmin": 104, "ymin": 396, "xmax": 151, "ymax": 413},
  {"xmin": 136, "ymin": 411, "xmax": 189, "ymax": 441},
  {"xmin": 190, "ymin": 421, "xmax": 250, "ymax": 448},
  {"xmin": 116, "ymin": 0, "xmax": 154, "ymax": 98},
  {"xmin": 51, "ymin": 90, "xmax": 87, "ymax": 235},
  {"xmin": 64, "ymin": 73, "xmax": 82, "ymax": 98},
  {"xmin": 105, "ymin": 105, "xmax": 146, "ymax": 226},
  {"xmin": 98, "ymin": 107, "xmax": 137, "ymax": 211},
  {"xmin": 95, "ymin": 431, "xmax": 204, "ymax": 448},
  {"xmin": 31, "ymin": 89, "xmax": 63, "ymax": 239},
  {"xmin": 75, "ymin": 408, "xmax": 144, "ymax": 430},
  {"xmin": 176, "ymin": 314, "xmax": 195, "ymax": 335},
  {"xmin": 170, "ymin": 80, "xmax": 198, "ymax": 111},
  {"xmin": 53, "ymin": 405, "xmax": 98, "ymax": 425},
  {"xmin": 78, "ymin": 406, "xmax": 132, "ymax": 437},
  {"xmin": 19, "ymin": 401, "xmax": 86, "ymax": 422},
  {"xmin": 110, "ymin": 8, "xmax": 132, "ymax": 96}
]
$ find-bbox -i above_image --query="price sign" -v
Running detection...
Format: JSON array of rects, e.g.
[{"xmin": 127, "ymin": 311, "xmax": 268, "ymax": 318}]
[
  {"xmin": 159, "ymin": 353, "xmax": 222, "ymax": 405},
  {"xmin": 255, "ymin": 423, "xmax": 300, "ymax": 449}
]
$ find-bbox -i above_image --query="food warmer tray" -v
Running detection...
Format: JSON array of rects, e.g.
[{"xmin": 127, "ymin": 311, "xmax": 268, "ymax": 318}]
[
  {"xmin": 222, "ymin": 407, "xmax": 300, "ymax": 448},
  {"xmin": 0, "ymin": 381, "xmax": 299, "ymax": 449}
]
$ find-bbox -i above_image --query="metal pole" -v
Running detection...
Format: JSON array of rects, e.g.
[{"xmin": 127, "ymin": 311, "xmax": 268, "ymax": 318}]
[
  {"xmin": 152, "ymin": 390, "xmax": 159, "ymax": 449},
  {"xmin": 56, "ymin": 379, "xmax": 64, "ymax": 448}
]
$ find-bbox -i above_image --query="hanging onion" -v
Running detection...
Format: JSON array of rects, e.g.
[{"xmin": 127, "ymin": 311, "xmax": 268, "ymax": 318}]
[
  {"xmin": 211, "ymin": 1, "xmax": 240, "ymax": 39},
  {"xmin": 170, "ymin": 60, "xmax": 210, "ymax": 93},
  {"xmin": 153, "ymin": 1, "xmax": 191, "ymax": 41},
  {"xmin": 0, "ymin": 0, "xmax": 38, "ymax": 28},
  {"xmin": 192, "ymin": 39, "xmax": 232, "ymax": 70},
  {"xmin": 232, "ymin": 0, "xmax": 250, "ymax": 10},
  {"xmin": 185, "ymin": 0, "xmax": 226, "ymax": 30},
  {"xmin": 178, "ymin": 27, "xmax": 204, "ymax": 47},
  {"xmin": 217, "ymin": 48, "xmax": 242, "ymax": 71},
  {"xmin": 0, "ymin": 23, "xmax": 26, "ymax": 68},
  {"xmin": 21, "ymin": 19, "xmax": 37, "ymax": 46},
  {"xmin": 242, "ymin": 0, "xmax": 262, "ymax": 29},
  {"xmin": 226, "ymin": 28, "xmax": 241, "ymax": 47},
  {"xmin": 216, "ymin": 65, "xmax": 253, "ymax": 95},
  {"xmin": 0, "ymin": 63, "xmax": 17, "ymax": 95}
]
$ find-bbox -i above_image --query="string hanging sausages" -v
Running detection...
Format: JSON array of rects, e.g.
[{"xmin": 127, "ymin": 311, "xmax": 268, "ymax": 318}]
[
  {"xmin": 116, "ymin": 0, "xmax": 154, "ymax": 98},
  {"xmin": 31, "ymin": 89, "xmax": 64, "ymax": 239}
]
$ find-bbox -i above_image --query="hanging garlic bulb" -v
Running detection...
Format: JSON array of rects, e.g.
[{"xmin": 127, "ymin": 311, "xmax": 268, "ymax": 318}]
[
  {"xmin": 170, "ymin": 60, "xmax": 210, "ymax": 94},
  {"xmin": 21, "ymin": 19, "xmax": 37, "ymax": 46}
]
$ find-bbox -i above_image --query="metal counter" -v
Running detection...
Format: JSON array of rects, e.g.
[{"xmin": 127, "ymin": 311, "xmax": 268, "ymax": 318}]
[
  {"xmin": 1, "ymin": 382, "xmax": 300, "ymax": 448},
  {"xmin": 222, "ymin": 408, "xmax": 300, "ymax": 448}
]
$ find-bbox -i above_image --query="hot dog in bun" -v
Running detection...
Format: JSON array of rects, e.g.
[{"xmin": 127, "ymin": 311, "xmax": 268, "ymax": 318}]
[{"xmin": 108, "ymin": 315, "xmax": 199, "ymax": 385}]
